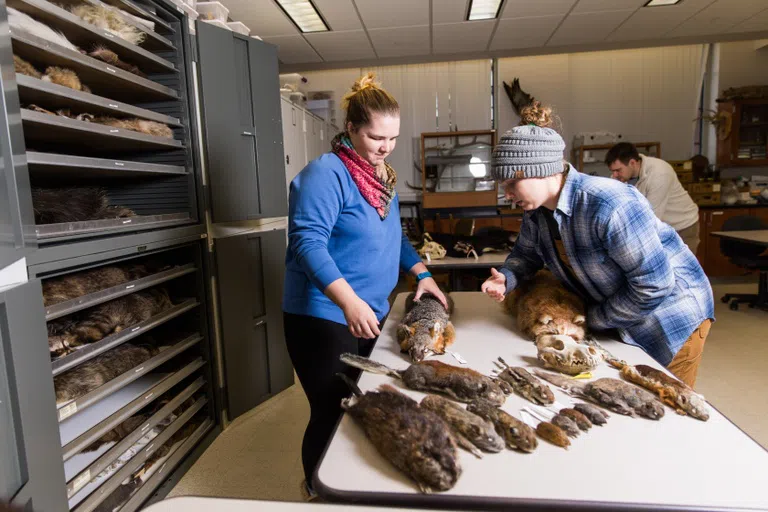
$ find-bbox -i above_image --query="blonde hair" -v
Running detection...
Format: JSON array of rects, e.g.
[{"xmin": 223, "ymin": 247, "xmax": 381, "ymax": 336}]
[{"xmin": 342, "ymin": 72, "xmax": 399, "ymax": 132}]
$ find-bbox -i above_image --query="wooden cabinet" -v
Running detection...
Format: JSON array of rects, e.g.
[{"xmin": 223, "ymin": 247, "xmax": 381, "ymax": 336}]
[
  {"xmin": 697, "ymin": 207, "xmax": 768, "ymax": 277},
  {"xmin": 501, "ymin": 215, "xmax": 524, "ymax": 233},
  {"xmin": 716, "ymin": 99, "xmax": 768, "ymax": 167}
]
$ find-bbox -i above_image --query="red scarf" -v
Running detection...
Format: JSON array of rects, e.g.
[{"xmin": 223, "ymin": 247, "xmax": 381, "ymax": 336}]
[{"xmin": 331, "ymin": 133, "xmax": 396, "ymax": 220}]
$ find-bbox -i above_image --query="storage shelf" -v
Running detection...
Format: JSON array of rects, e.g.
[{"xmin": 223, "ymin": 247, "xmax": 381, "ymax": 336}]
[
  {"xmin": 62, "ymin": 358, "xmax": 204, "ymax": 460},
  {"xmin": 120, "ymin": 418, "xmax": 212, "ymax": 512},
  {"xmin": 8, "ymin": 0, "xmax": 177, "ymax": 73},
  {"xmin": 69, "ymin": 396, "xmax": 206, "ymax": 512},
  {"xmin": 11, "ymin": 32, "xmax": 179, "ymax": 102},
  {"xmin": 64, "ymin": 377, "xmax": 205, "ymax": 498},
  {"xmin": 36, "ymin": 212, "xmax": 193, "ymax": 243},
  {"xmin": 60, "ymin": 372, "xmax": 168, "ymax": 447},
  {"xmin": 81, "ymin": 0, "xmax": 176, "ymax": 50},
  {"xmin": 51, "ymin": 298, "xmax": 200, "ymax": 376},
  {"xmin": 17, "ymin": 75, "xmax": 181, "ymax": 127},
  {"xmin": 21, "ymin": 109, "xmax": 182, "ymax": 153},
  {"xmin": 56, "ymin": 333, "xmax": 202, "ymax": 421},
  {"xmin": 27, "ymin": 151, "xmax": 187, "ymax": 180},
  {"xmin": 102, "ymin": 0, "xmax": 174, "ymax": 33},
  {"xmin": 46, "ymin": 263, "xmax": 196, "ymax": 321}
]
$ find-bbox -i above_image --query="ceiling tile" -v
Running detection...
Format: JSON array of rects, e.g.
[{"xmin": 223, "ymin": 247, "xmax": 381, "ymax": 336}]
[
  {"xmin": 606, "ymin": 0, "xmax": 717, "ymax": 40},
  {"xmin": 547, "ymin": 9, "xmax": 635, "ymax": 46},
  {"xmin": 432, "ymin": 20, "xmax": 494, "ymax": 54},
  {"xmin": 432, "ymin": 0, "xmax": 470, "ymax": 24},
  {"xmin": 501, "ymin": 0, "xmax": 577, "ymax": 19},
  {"xmin": 671, "ymin": 0, "xmax": 768, "ymax": 36},
  {"xmin": 304, "ymin": 30, "xmax": 376, "ymax": 61},
  {"xmin": 312, "ymin": 0, "xmax": 362, "ymax": 31},
  {"xmin": 222, "ymin": 0, "xmax": 298, "ymax": 37},
  {"xmin": 729, "ymin": 7, "xmax": 768, "ymax": 33},
  {"xmin": 262, "ymin": 35, "xmax": 322, "ymax": 64},
  {"xmin": 572, "ymin": 0, "xmax": 646, "ymax": 13},
  {"xmin": 353, "ymin": 0, "xmax": 429, "ymax": 29},
  {"xmin": 490, "ymin": 15, "xmax": 563, "ymax": 50},
  {"xmin": 367, "ymin": 25, "xmax": 430, "ymax": 57}
]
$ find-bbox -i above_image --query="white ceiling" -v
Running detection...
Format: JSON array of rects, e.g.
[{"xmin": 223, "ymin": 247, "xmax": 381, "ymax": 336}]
[{"xmin": 219, "ymin": 0, "xmax": 768, "ymax": 70}]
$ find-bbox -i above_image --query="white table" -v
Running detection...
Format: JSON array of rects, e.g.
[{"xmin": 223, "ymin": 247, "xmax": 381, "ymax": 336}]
[
  {"xmin": 710, "ymin": 230, "xmax": 768, "ymax": 247},
  {"xmin": 315, "ymin": 292, "xmax": 768, "ymax": 511},
  {"xmin": 143, "ymin": 496, "xmax": 455, "ymax": 511}
]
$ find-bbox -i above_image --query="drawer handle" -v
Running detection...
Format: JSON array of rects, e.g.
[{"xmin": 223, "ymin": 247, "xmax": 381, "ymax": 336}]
[
  {"xmin": 242, "ymin": 131, "xmax": 253, "ymax": 136},
  {"xmin": 255, "ymin": 320, "xmax": 265, "ymax": 327},
  {"xmin": 712, "ymin": 211, "xmax": 724, "ymax": 216}
]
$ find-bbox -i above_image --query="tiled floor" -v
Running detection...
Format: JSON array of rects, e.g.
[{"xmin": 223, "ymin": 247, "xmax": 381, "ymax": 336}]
[{"xmin": 168, "ymin": 280, "xmax": 768, "ymax": 502}]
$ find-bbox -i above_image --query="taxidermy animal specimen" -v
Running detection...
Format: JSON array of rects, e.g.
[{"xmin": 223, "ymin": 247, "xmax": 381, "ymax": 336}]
[
  {"xmin": 503, "ymin": 78, "xmax": 534, "ymax": 117},
  {"xmin": 32, "ymin": 187, "xmax": 135, "ymax": 225},
  {"xmin": 89, "ymin": 46, "xmax": 146, "ymax": 78},
  {"xmin": 608, "ymin": 360, "xmax": 710, "ymax": 421},
  {"xmin": 504, "ymin": 270, "xmax": 587, "ymax": 342},
  {"xmin": 420, "ymin": 394, "xmax": 504, "ymax": 457},
  {"xmin": 69, "ymin": 5, "xmax": 146, "ymax": 46},
  {"xmin": 7, "ymin": 7, "xmax": 80, "ymax": 52},
  {"xmin": 47, "ymin": 288, "xmax": 173, "ymax": 357},
  {"xmin": 536, "ymin": 334, "xmax": 603, "ymax": 376},
  {"xmin": 339, "ymin": 375, "xmax": 462, "ymax": 493},
  {"xmin": 54, "ymin": 343, "xmax": 159, "ymax": 404},
  {"xmin": 466, "ymin": 399, "xmax": 538, "ymax": 453},
  {"xmin": 533, "ymin": 369, "xmax": 665, "ymax": 420},
  {"xmin": 574, "ymin": 402, "xmax": 609, "ymax": 426},
  {"xmin": 536, "ymin": 421, "xmax": 570, "ymax": 449},
  {"xmin": 26, "ymin": 105, "xmax": 174, "ymax": 138},
  {"xmin": 340, "ymin": 353, "xmax": 507, "ymax": 406},
  {"xmin": 42, "ymin": 262, "xmax": 167, "ymax": 306},
  {"xmin": 397, "ymin": 292, "xmax": 455, "ymax": 362},
  {"xmin": 493, "ymin": 357, "xmax": 554, "ymax": 405},
  {"xmin": 42, "ymin": 66, "xmax": 92, "ymax": 93},
  {"xmin": 13, "ymin": 54, "xmax": 41, "ymax": 78}
]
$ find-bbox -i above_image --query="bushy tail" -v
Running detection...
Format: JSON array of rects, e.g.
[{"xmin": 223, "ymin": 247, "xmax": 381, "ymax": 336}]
[{"xmin": 339, "ymin": 353, "xmax": 401, "ymax": 379}]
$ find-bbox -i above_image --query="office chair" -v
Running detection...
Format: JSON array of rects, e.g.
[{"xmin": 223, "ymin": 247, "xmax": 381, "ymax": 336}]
[{"xmin": 719, "ymin": 215, "xmax": 768, "ymax": 311}]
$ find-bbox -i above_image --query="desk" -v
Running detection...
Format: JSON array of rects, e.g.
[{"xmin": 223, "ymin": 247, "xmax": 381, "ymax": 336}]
[
  {"xmin": 710, "ymin": 230, "xmax": 768, "ymax": 246},
  {"xmin": 143, "ymin": 496, "xmax": 454, "ymax": 511},
  {"xmin": 315, "ymin": 292, "xmax": 768, "ymax": 511},
  {"xmin": 422, "ymin": 252, "xmax": 509, "ymax": 291}
]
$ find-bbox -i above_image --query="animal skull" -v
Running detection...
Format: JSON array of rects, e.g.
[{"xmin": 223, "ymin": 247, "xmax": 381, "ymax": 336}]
[{"xmin": 536, "ymin": 335, "xmax": 602, "ymax": 375}]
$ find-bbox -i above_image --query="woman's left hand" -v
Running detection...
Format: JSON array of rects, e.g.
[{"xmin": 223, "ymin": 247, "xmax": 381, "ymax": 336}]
[{"xmin": 414, "ymin": 277, "xmax": 449, "ymax": 310}]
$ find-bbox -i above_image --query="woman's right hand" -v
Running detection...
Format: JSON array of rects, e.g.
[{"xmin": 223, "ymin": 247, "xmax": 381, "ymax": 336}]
[
  {"xmin": 343, "ymin": 296, "xmax": 381, "ymax": 339},
  {"xmin": 482, "ymin": 268, "xmax": 508, "ymax": 302}
]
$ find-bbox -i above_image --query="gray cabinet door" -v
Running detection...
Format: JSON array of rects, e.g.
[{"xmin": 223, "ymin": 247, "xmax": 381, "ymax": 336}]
[
  {"xmin": 0, "ymin": 9, "xmax": 36, "ymax": 269},
  {"xmin": 1, "ymin": 280, "xmax": 67, "ymax": 511},
  {"xmin": 215, "ymin": 229, "xmax": 292, "ymax": 421},
  {"xmin": 196, "ymin": 23, "xmax": 287, "ymax": 223}
]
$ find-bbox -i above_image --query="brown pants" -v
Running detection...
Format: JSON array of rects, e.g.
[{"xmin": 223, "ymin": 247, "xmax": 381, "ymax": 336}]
[
  {"xmin": 677, "ymin": 221, "xmax": 700, "ymax": 256},
  {"xmin": 667, "ymin": 319, "xmax": 712, "ymax": 388}
]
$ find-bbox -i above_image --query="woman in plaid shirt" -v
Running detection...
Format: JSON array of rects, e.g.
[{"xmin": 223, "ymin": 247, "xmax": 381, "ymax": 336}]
[{"xmin": 482, "ymin": 103, "xmax": 714, "ymax": 388}]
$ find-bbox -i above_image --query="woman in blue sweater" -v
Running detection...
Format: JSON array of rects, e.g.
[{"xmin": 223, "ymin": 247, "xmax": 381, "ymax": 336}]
[{"xmin": 283, "ymin": 73, "xmax": 447, "ymax": 496}]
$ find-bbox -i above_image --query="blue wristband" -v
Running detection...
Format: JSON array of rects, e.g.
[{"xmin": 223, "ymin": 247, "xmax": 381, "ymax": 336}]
[{"xmin": 416, "ymin": 271, "xmax": 432, "ymax": 281}]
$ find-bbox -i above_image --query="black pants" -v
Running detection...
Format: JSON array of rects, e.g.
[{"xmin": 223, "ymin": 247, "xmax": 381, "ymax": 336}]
[{"xmin": 283, "ymin": 312, "xmax": 378, "ymax": 488}]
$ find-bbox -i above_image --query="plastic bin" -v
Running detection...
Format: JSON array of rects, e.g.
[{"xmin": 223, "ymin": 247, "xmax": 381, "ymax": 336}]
[
  {"xmin": 202, "ymin": 19, "xmax": 231, "ymax": 30},
  {"xmin": 196, "ymin": 1, "xmax": 229, "ymax": 21},
  {"xmin": 227, "ymin": 21, "xmax": 250, "ymax": 35}
]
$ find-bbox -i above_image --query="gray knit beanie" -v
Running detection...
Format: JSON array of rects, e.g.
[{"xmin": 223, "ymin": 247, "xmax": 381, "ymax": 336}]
[{"xmin": 491, "ymin": 124, "xmax": 566, "ymax": 181}]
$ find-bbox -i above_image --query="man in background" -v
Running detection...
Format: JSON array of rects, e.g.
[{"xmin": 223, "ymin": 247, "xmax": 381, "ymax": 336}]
[{"xmin": 606, "ymin": 142, "xmax": 700, "ymax": 255}]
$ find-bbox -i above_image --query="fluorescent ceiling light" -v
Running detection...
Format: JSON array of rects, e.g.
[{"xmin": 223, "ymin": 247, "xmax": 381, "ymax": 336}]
[
  {"xmin": 644, "ymin": 0, "xmax": 682, "ymax": 6},
  {"xmin": 467, "ymin": 0, "xmax": 503, "ymax": 21},
  {"xmin": 275, "ymin": 0, "xmax": 329, "ymax": 33}
]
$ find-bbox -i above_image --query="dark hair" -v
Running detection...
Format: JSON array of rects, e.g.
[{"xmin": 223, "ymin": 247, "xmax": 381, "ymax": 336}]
[
  {"xmin": 605, "ymin": 142, "xmax": 640, "ymax": 166},
  {"xmin": 342, "ymin": 72, "xmax": 399, "ymax": 132}
]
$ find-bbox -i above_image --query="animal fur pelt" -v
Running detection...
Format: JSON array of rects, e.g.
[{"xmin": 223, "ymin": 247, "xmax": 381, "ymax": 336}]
[
  {"xmin": 54, "ymin": 343, "xmax": 159, "ymax": 404},
  {"xmin": 25, "ymin": 105, "xmax": 174, "ymax": 138},
  {"xmin": 503, "ymin": 78, "xmax": 534, "ymax": 117},
  {"xmin": 43, "ymin": 262, "xmax": 169, "ymax": 306},
  {"xmin": 31, "ymin": 186, "xmax": 135, "ymax": 225},
  {"xmin": 423, "ymin": 230, "xmax": 514, "ymax": 258},
  {"xmin": 88, "ymin": 46, "xmax": 146, "ymax": 78},
  {"xmin": 504, "ymin": 270, "xmax": 587, "ymax": 342},
  {"xmin": 92, "ymin": 477, "xmax": 140, "ymax": 512},
  {"xmin": 13, "ymin": 54, "xmax": 42, "ymax": 78},
  {"xmin": 69, "ymin": 4, "xmax": 146, "ymax": 46},
  {"xmin": 47, "ymin": 288, "xmax": 174, "ymax": 358},
  {"xmin": 7, "ymin": 7, "xmax": 80, "ymax": 52},
  {"xmin": 42, "ymin": 66, "xmax": 92, "ymax": 93}
]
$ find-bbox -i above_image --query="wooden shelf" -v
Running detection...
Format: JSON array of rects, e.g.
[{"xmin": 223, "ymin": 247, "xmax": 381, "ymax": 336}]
[{"xmin": 571, "ymin": 141, "xmax": 661, "ymax": 170}]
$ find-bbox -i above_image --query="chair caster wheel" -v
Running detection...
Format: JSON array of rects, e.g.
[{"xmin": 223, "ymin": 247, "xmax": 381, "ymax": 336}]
[{"xmin": 730, "ymin": 302, "xmax": 739, "ymax": 311}]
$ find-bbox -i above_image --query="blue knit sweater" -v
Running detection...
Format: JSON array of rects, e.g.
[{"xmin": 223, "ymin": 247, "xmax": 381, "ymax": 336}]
[{"xmin": 283, "ymin": 153, "xmax": 421, "ymax": 326}]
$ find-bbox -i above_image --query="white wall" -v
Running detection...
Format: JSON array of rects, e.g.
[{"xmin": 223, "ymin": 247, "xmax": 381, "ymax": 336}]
[
  {"xmin": 718, "ymin": 41, "xmax": 768, "ymax": 94},
  {"xmin": 298, "ymin": 61, "xmax": 493, "ymax": 199},
  {"xmin": 497, "ymin": 45, "xmax": 707, "ymax": 174}
]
